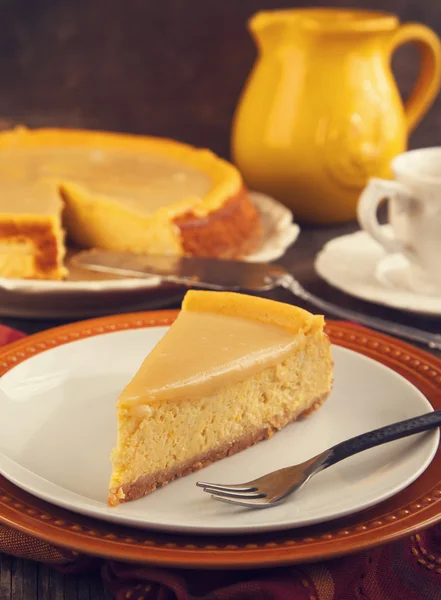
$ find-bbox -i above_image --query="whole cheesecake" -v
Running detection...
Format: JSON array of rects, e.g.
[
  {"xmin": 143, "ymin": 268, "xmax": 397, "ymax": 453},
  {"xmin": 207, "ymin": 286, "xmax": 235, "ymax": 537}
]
[
  {"xmin": 0, "ymin": 127, "xmax": 261, "ymax": 279},
  {"xmin": 108, "ymin": 291, "xmax": 333, "ymax": 506}
]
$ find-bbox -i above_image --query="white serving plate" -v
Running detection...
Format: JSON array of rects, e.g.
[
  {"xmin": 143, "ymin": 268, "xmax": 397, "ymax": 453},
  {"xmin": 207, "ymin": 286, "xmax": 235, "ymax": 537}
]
[
  {"xmin": 0, "ymin": 192, "xmax": 299, "ymax": 319},
  {"xmin": 0, "ymin": 325, "xmax": 437, "ymax": 535}
]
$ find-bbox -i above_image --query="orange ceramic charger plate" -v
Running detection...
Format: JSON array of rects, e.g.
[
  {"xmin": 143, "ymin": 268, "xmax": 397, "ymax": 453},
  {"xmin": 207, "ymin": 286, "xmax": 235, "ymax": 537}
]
[{"xmin": 0, "ymin": 312, "xmax": 440, "ymax": 568}]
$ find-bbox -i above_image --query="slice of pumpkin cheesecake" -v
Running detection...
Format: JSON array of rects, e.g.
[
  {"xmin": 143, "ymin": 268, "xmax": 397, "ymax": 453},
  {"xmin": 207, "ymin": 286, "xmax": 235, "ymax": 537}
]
[{"xmin": 108, "ymin": 291, "xmax": 333, "ymax": 506}]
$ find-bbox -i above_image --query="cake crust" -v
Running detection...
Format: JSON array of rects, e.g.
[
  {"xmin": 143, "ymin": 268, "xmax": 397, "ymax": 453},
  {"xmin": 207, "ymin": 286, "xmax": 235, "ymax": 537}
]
[{"xmin": 108, "ymin": 390, "xmax": 329, "ymax": 506}]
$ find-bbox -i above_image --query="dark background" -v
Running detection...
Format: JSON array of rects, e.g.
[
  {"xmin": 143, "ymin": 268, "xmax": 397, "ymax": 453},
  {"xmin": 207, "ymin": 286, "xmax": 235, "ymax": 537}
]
[
  {"xmin": 0, "ymin": 0, "xmax": 440, "ymax": 160},
  {"xmin": 0, "ymin": 3, "xmax": 441, "ymax": 598}
]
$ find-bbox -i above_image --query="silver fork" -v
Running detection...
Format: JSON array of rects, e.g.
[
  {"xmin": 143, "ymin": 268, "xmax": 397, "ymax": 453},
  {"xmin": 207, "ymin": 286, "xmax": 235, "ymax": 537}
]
[{"xmin": 196, "ymin": 410, "xmax": 441, "ymax": 508}]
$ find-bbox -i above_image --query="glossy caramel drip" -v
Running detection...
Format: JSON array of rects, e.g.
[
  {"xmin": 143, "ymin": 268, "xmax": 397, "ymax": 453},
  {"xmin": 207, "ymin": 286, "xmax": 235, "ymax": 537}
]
[
  {"xmin": 119, "ymin": 311, "xmax": 299, "ymax": 406},
  {"xmin": 0, "ymin": 148, "xmax": 212, "ymax": 215},
  {"xmin": 0, "ymin": 180, "xmax": 61, "ymax": 216}
]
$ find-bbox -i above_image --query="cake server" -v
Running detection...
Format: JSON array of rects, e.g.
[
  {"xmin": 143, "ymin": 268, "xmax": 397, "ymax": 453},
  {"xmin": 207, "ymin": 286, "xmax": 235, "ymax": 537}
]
[{"xmin": 72, "ymin": 250, "xmax": 441, "ymax": 350}]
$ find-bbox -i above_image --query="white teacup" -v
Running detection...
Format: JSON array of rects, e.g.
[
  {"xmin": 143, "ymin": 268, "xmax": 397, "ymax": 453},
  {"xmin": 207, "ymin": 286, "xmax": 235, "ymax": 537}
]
[{"xmin": 357, "ymin": 148, "xmax": 441, "ymax": 295}]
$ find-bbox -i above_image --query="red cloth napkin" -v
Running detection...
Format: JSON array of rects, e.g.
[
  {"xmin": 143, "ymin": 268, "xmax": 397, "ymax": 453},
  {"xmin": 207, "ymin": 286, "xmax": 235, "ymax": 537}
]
[{"xmin": 1, "ymin": 325, "xmax": 440, "ymax": 599}]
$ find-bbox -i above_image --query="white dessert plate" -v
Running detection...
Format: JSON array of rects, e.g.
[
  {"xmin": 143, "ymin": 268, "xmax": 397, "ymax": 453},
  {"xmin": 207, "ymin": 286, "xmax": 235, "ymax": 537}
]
[
  {"xmin": 0, "ymin": 324, "xmax": 437, "ymax": 535},
  {"xmin": 315, "ymin": 228, "xmax": 441, "ymax": 316},
  {"xmin": 0, "ymin": 192, "xmax": 299, "ymax": 319}
]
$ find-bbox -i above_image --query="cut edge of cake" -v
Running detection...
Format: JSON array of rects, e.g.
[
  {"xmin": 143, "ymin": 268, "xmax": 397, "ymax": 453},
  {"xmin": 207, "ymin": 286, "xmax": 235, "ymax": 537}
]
[{"xmin": 0, "ymin": 180, "xmax": 67, "ymax": 280}]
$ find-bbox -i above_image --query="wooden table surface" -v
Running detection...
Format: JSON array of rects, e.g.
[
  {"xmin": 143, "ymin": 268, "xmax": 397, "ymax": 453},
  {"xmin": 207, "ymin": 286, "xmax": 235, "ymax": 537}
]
[{"xmin": 0, "ymin": 222, "xmax": 440, "ymax": 599}]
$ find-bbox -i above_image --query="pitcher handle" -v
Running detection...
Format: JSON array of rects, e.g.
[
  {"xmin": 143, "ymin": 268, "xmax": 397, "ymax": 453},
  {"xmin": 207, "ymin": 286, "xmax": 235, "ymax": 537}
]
[{"xmin": 389, "ymin": 23, "xmax": 441, "ymax": 132}]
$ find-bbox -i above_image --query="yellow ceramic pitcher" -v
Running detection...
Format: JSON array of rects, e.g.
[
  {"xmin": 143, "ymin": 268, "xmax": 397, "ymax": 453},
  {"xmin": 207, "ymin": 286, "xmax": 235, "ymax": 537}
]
[{"xmin": 232, "ymin": 9, "xmax": 441, "ymax": 223}]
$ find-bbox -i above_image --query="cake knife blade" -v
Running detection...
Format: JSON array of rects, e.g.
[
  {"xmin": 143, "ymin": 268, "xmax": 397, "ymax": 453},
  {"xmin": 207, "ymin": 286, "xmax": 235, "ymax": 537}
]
[{"xmin": 72, "ymin": 250, "xmax": 441, "ymax": 350}]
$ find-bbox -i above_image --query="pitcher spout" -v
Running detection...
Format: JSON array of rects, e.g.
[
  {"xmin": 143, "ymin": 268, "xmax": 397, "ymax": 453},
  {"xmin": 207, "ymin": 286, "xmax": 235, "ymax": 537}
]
[{"xmin": 248, "ymin": 11, "xmax": 288, "ymax": 52}]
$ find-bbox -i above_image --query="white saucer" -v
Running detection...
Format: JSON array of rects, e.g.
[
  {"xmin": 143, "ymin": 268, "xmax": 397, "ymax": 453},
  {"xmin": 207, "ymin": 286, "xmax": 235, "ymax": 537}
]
[
  {"xmin": 0, "ymin": 326, "xmax": 437, "ymax": 535},
  {"xmin": 315, "ymin": 228, "xmax": 441, "ymax": 317}
]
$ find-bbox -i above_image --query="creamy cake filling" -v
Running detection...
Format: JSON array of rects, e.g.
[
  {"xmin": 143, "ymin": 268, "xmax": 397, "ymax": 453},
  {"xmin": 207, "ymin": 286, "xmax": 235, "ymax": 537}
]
[{"xmin": 0, "ymin": 241, "xmax": 34, "ymax": 278}]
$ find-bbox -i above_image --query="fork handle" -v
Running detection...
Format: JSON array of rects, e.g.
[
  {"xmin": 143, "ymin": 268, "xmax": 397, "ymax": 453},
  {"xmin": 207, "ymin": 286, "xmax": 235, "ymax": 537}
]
[{"xmin": 322, "ymin": 410, "xmax": 441, "ymax": 469}]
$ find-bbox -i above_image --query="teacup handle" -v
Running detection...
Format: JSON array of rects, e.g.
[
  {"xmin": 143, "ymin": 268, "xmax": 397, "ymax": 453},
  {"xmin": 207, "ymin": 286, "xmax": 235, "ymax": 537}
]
[{"xmin": 357, "ymin": 178, "xmax": 413, "ymax": 255}]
